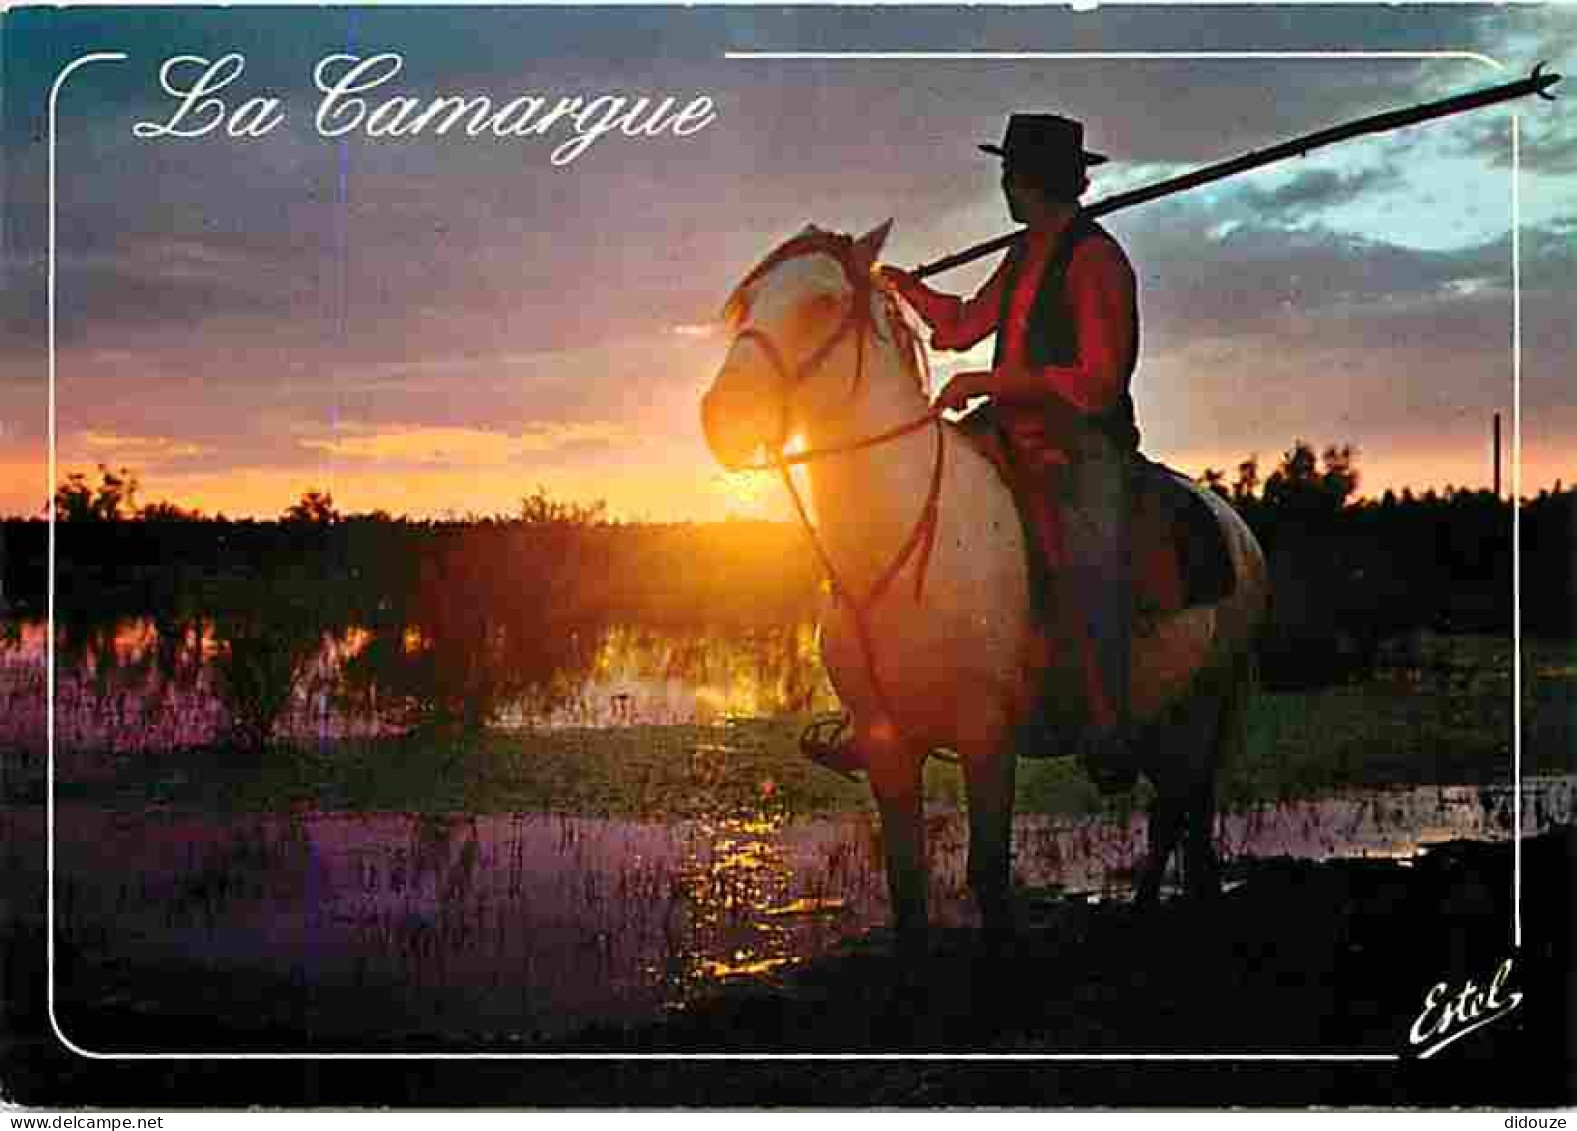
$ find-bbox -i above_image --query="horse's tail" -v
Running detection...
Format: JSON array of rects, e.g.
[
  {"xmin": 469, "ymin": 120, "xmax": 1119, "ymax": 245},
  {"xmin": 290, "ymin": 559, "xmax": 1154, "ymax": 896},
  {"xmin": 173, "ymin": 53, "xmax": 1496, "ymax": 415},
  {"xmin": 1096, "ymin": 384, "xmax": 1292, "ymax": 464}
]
[
  {"xmin": 1194, "ymin": 483, "xmax": 1269, "ymax": 658},
  {"xmin": 1168, "ymin": 484, "xmax": 1265, "ymax": 796},
  {"xmin": 1213, "ymin": 640, "xmax": 1257, "ymax": 782}
]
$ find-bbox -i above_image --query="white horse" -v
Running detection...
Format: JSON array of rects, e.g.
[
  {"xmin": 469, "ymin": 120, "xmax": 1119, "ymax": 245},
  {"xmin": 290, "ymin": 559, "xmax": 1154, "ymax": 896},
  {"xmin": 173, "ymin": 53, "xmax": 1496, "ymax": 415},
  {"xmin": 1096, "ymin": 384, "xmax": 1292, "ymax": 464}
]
[{"xmin": 701, "ymin": 223, "xmax": 1268, "ymax": 951}]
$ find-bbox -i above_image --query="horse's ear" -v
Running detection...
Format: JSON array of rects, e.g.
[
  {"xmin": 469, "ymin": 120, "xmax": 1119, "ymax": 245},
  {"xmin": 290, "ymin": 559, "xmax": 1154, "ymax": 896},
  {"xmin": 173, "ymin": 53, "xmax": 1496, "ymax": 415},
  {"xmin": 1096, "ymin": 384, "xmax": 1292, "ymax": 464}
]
[{"xmin": 853, "ymin": 220, "xmax": 893, "ymax": 271}]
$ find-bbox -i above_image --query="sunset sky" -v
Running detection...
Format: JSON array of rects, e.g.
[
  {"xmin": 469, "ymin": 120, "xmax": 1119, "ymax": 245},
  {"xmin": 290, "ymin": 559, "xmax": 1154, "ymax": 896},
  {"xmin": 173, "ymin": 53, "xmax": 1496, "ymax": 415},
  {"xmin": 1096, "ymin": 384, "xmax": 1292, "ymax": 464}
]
[{"xmin": 2, "ymin": 5, "xmax": 1572, "ymax": 522}]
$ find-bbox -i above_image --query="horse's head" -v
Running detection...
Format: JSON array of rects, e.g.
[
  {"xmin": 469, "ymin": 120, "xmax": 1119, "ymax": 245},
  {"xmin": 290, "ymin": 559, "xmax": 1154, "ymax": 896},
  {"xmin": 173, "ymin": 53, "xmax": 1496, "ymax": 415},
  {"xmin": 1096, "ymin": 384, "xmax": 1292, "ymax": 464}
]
[{"xmin": 702, "ymin": 221, "xmax": 915, "ymax": 470}]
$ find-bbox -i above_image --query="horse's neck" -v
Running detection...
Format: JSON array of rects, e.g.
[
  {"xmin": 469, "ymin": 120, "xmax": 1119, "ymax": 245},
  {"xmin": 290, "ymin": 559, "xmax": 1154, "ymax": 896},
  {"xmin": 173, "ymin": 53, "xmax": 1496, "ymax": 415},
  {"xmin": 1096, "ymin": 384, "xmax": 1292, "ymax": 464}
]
[{"xmin": 800, "ymin": 329, "xmax": 937, "ymax": 593}]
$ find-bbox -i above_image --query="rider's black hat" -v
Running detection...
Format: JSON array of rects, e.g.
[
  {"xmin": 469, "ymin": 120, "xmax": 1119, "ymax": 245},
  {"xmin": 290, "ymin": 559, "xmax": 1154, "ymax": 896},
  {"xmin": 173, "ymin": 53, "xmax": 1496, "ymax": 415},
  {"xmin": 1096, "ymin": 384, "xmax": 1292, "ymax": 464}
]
[{"xmin": 980, "ymin": 114, "xmax": 1109, "ymax": 171}]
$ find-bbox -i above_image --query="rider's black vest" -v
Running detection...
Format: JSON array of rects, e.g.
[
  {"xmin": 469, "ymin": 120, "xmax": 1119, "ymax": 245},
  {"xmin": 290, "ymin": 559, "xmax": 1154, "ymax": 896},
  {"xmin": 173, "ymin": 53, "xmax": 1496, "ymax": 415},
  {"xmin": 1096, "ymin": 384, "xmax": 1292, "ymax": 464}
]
[{"xmin": 992, "ymin": 215, "xmax": 1141, "ymax": 453}]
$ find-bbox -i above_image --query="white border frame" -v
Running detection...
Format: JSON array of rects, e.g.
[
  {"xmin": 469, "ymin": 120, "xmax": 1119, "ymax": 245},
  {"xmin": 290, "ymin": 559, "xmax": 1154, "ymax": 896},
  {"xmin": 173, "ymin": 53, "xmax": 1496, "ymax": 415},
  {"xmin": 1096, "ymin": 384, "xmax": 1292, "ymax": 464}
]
[{"xmin": 44, "ymin": 44, "xmax": 1523, "ymax": 1062}]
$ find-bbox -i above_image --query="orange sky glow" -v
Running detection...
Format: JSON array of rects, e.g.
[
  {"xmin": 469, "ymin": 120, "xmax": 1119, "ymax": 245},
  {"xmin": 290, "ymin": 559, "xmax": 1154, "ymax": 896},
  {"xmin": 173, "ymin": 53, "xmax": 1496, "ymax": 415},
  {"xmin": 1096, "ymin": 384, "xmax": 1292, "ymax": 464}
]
[{"xmin": 9, "ymin": 427, "xmax": 1568, "ymax": 526}]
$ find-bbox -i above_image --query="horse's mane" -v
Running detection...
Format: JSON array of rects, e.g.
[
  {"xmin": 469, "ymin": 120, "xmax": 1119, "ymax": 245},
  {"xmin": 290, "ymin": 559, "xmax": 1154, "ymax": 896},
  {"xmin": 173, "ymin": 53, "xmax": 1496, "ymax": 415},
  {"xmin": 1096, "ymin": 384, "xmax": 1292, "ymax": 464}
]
[{"xmin": 722, "ymin": 227, "xmax": 931, "ymax": 397}]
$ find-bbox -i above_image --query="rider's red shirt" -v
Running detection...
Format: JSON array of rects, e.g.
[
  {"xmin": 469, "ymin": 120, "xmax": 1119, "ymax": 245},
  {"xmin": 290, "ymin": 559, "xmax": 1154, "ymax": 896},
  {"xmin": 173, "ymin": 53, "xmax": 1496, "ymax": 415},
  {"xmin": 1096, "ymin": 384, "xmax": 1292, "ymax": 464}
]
[{"xmin": 916, "ymin": 219, "xmax": 1137, "ymax": 422}]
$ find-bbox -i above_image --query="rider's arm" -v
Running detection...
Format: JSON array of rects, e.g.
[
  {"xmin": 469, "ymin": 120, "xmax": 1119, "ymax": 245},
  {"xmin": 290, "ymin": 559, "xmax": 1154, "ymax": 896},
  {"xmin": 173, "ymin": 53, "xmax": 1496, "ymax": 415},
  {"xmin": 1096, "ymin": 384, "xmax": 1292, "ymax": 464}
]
[
  {"xmin": 896, "ymin": 256, "xmax": 1010, "ymax": 352},
  {"xmin": 983, "ymin": 238, "xmax": 1135, "ymax": 414}
]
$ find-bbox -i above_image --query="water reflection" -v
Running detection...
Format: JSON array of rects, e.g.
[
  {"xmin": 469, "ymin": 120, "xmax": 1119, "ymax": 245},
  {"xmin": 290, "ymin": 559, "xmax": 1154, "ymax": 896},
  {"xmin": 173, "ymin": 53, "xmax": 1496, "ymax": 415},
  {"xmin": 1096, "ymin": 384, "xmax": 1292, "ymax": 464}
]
[
  {"xmin": 504, "ymin": 621, "xmax": 829, "ymax": 728},
  {"xmin": 1, "ymin": 614, "xmax": 835, "ymax": 766},
  {"xmin": 22, "ymin": 777, "xmax": 1572, "ymax": 1047},
  {"xmin": 6, "ymin": 606, "xmax": 1571, "ymax": 1045},
  {"xmin": 660, "ymin": 809, "xmax": 859, "ymax": 997}
]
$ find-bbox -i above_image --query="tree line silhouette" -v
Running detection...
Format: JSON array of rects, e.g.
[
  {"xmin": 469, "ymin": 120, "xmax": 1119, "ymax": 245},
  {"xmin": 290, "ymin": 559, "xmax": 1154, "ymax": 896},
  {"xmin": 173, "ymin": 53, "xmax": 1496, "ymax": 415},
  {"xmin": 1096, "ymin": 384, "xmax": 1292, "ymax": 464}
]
[
  {"xmin": 1193, "ymin": 442, "xmax": 1571, "ymax": 683},
  {"xmin": 4, "ymin": 442, "xmax": 1574, "ymax": 692}
]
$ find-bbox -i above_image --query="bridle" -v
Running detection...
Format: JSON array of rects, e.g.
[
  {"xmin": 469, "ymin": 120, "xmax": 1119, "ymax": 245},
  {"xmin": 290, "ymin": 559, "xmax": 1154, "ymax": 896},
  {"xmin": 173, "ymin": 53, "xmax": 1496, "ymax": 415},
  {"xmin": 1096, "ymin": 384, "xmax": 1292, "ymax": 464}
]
[{"xmin": 723, "ymin": 234, "xmax": 946, "ymax": 739}]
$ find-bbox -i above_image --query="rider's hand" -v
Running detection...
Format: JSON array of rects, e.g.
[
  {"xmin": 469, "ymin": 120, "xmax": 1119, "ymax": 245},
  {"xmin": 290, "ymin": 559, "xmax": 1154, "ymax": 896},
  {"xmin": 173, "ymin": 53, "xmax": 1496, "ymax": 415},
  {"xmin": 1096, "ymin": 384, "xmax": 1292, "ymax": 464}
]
[
  {"xmin": 877, "ymin": 265, "xmax": 920, "ymax": 298},
  {"xmin": 935, "ymin": 369, "xmax": 993, "ymax": 414}
]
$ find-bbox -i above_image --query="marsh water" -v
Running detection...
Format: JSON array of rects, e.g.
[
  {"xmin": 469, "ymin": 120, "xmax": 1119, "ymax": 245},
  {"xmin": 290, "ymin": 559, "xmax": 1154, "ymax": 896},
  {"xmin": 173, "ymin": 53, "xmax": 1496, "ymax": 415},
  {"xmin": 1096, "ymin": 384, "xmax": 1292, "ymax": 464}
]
[
  {"xmin": 0, "ymin": 616, "xmax": 835, "ymax": 764},
  {"xmin": 4, "ymin": 614, "xmax": 1570, "ymax": 1046},
  {"xmin": 20, "ymin": 782, "xmax": 1577, "ymax": 1047}
]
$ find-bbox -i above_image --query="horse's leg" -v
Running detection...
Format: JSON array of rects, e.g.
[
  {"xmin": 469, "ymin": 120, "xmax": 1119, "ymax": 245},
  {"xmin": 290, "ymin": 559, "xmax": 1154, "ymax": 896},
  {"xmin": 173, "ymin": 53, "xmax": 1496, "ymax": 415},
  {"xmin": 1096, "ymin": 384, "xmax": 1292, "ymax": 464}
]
[
  {"xmin": 1136, "ymin": 772, "xmax": 1183, "ymax": 907},
  {"xmin": 959, "ymin": 712, "xmax": 1018, "ymax": 936},
  {"xmin": 866, "ymin": 739, "xmax": 929, "ymax": 957},
  {"xmin": 1136, "ymin": 687, "xmax": 1214, "ymax": 906},
  {"xmin": 1184, "ymin": 661, "xmax": 1249, "ymax": 901},
  {"xmin": 1182, "ymin": 758, "xmax": 1222, "ymax": 900}
]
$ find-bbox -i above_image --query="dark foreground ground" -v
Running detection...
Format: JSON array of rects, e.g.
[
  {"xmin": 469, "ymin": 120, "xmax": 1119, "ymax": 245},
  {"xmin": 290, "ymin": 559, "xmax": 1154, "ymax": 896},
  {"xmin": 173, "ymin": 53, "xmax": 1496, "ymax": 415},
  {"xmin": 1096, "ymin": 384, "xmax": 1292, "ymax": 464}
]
[{"xmin": 3, "ymin": 828, "xmax": 1573, "ymax": 1108}]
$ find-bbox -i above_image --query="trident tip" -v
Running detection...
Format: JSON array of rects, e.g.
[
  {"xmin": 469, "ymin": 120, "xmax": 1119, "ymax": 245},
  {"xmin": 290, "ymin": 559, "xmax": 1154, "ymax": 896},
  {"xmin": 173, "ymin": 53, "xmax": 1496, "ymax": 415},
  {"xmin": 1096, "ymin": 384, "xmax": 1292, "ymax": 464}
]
[{"xmin": 1532, "ymin": 61, "xmax": 1561, "ymax": 101}]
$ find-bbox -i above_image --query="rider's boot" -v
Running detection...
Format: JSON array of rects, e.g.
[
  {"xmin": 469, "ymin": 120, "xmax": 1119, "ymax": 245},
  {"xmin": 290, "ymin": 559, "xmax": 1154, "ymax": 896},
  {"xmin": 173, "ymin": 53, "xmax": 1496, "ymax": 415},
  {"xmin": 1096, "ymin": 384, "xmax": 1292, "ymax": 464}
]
[{"xmin": 1075, "ymin": 568, "xmax": 1141, "ymax": 795}]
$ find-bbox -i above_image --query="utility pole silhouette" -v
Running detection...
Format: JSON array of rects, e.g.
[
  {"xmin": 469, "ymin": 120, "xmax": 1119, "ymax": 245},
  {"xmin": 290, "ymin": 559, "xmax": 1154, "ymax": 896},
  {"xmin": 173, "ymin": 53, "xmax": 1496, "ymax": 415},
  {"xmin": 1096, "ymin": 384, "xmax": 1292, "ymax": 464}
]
[{"xmin": 1493, "ymin": 412, "xmax": 1502, "ymax": 501}]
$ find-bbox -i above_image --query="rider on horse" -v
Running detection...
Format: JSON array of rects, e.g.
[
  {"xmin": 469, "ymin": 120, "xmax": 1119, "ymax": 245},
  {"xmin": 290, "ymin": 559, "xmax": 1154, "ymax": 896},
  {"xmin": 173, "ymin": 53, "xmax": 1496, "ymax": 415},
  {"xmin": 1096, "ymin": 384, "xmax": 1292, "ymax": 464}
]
[{"xmin": 881, "ymin": 114, "xmax": 1141, "ymax": 792}]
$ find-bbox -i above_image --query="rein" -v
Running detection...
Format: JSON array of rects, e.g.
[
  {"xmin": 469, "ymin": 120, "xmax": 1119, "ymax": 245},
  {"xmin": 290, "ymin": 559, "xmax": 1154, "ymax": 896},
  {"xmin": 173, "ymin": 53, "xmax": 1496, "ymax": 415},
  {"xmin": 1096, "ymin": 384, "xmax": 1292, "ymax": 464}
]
[
  {"xmin": 775, "ymin": 424, "xmax": 946, "ymax": 746},
  {"xmin": 744, "ymin": 408, "xmax": 940, "ymax": 470},
  {"xmin": 726, "ymin": 234, "xmax": 948, "ymax": 741}
]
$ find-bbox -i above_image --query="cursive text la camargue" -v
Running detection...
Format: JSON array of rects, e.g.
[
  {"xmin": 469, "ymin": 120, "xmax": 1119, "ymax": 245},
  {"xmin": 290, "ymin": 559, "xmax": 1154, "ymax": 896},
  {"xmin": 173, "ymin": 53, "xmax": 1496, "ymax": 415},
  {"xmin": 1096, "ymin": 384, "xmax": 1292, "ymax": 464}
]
[
  {"xmin": 1408, "ymin": 956, "xmax": 1523, "ymax": 1059},
  {"xmin": 132, "ymin": 53, "xmax": 718, "ymax": 166}
]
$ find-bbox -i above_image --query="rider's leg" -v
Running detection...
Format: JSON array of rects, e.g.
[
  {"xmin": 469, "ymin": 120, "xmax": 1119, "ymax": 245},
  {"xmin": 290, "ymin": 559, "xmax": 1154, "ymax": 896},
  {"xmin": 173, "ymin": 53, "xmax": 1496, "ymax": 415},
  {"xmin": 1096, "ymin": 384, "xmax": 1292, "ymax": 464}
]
[{"xmin": 1065, "ymin": 435, "xmax": 1136, "ymax": 787}]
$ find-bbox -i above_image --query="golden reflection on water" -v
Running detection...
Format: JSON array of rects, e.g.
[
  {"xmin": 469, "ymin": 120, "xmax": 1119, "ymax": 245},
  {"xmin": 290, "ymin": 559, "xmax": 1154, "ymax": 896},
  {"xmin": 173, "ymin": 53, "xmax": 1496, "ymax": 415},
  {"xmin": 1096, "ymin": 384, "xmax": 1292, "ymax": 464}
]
[
  {"xmin": 658, "ymin": 805, "xmax": 826, "ymax": 995},
  {"xmin": 699, "ymin": 955, "xmax": 797, "ymax": 980},
  {"xmin": 763, "ymin": 897, "xmax": 848, "ymax": 917},
  {"xmin": 584, "ymin": 621, "xmax": 830, "ymax": 725},
  {"xmin": 14, "ymin": 614, "xmax": 835, "ymax": 741},
  {"xmin": 103, "ymin": 619, "xmax": 224, "ymax": 667}
]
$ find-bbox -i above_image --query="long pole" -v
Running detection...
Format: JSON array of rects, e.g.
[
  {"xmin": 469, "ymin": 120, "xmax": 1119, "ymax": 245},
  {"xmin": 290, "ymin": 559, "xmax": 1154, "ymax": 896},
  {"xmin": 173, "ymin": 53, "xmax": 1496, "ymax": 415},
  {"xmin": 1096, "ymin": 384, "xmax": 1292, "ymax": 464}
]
[{"xmin": 915, "ymin": 64, "xmax": 1560, "ymax": 280}]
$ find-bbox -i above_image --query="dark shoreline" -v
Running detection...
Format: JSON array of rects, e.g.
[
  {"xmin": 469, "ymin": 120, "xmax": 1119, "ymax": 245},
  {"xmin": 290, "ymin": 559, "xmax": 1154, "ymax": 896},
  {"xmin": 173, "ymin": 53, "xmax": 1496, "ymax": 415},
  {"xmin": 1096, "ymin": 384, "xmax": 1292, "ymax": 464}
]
[{"xmin": 4, "ymin": 829, "xmax": 1572, "ymax": 1108}]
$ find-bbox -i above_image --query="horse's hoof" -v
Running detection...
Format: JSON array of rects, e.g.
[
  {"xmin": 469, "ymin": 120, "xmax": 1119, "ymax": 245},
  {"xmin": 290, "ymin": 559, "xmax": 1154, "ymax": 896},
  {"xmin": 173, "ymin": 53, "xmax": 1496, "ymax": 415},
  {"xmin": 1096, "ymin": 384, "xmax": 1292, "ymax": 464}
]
[
  {"xmin": 975, "ymin": 893, "xmax": 1019, "ymax": 937},
  {"xmin": 883, "ymin": 922, "xmax": 931, "ymax": 969},
  {"xmin": 973, "ymin": 926, "xmax": 1025, "ymax": 969},
  {"xmin": 1133, "ymin": 872, "xmax": 1163, "ymax": 907}
]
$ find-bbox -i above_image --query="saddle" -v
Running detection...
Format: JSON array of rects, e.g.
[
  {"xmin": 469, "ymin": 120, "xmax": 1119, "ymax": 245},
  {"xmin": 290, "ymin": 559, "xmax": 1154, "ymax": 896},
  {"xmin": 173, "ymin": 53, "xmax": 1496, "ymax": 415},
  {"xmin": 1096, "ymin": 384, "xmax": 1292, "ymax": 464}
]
[
  {"xmin": 958, "ymin": 419, "xmax": 1236, "ymax": 633},
  {"xmin": 1129, "ymin": 457, "xmax": 1238, "ymax": 619}
]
